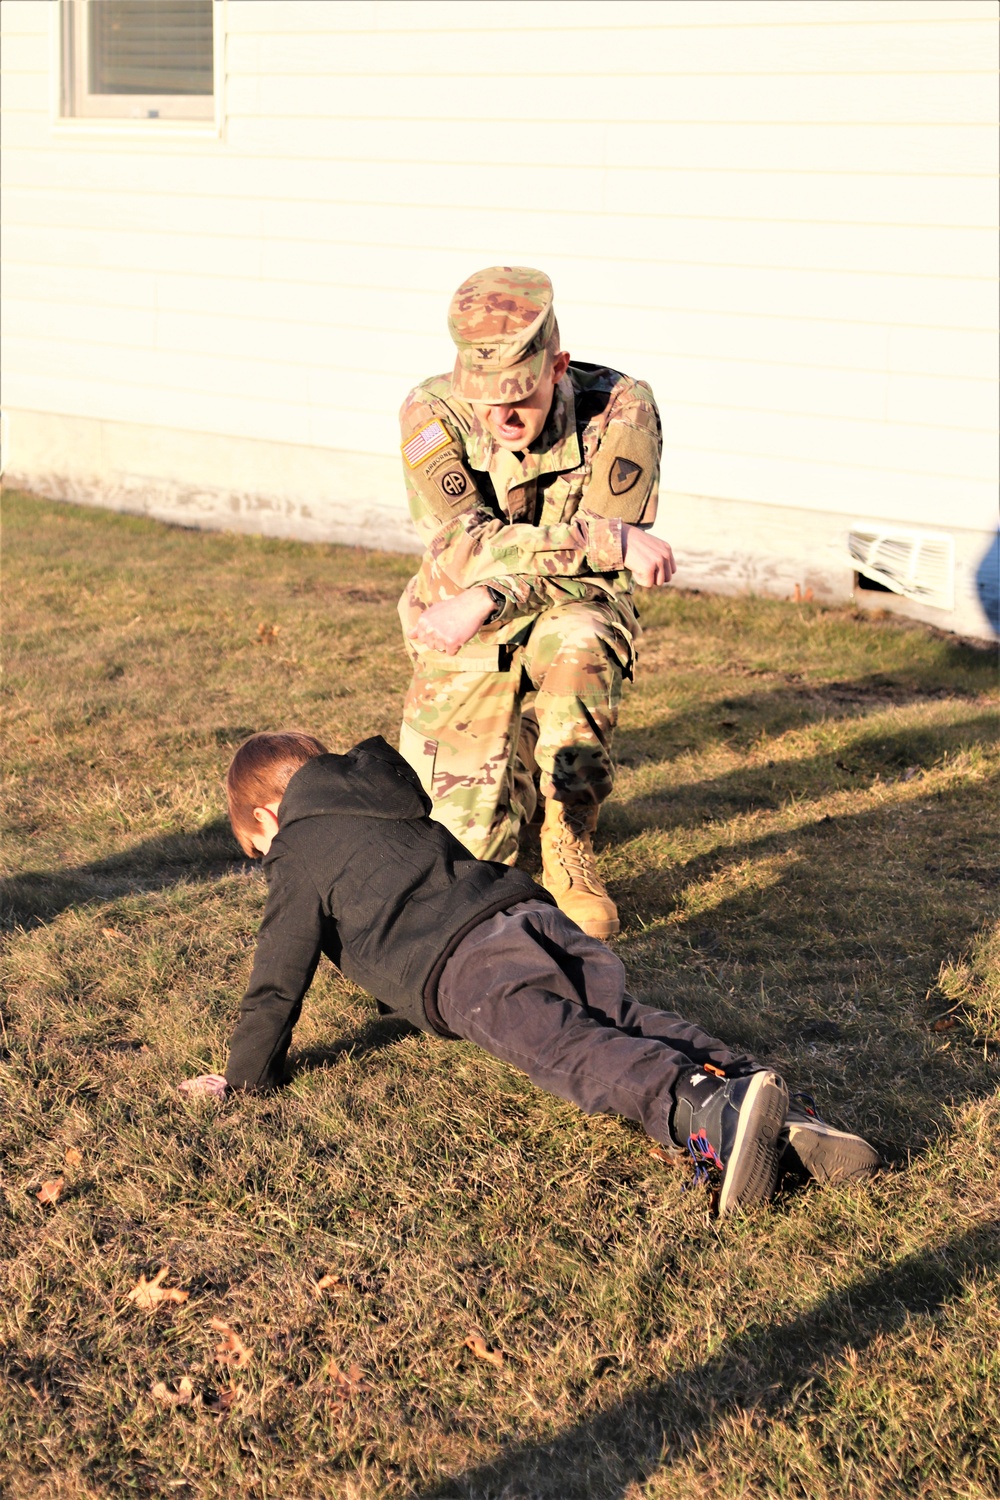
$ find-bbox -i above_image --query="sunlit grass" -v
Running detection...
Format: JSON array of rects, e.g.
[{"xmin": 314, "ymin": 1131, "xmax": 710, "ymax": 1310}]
[{"xmin": 1, "ymin": 490, "xmax": 998, "ymax": 1499}]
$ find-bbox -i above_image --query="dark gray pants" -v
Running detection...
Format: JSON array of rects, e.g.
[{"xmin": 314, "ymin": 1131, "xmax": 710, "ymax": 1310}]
[{"xmin": 435, "ymin": 900, "xmax": 754, "ymax": 1149}]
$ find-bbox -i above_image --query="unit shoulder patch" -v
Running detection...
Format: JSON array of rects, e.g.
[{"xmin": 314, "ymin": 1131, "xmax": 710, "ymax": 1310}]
[
  {"xmin": 583, "ymin": 423, "xmax": 661, "ymax": 525},
  {"xmin": 609, "ymin": 456, "xmax": 642, "ymax": 496},
  {"xmin": 436, "ymin": 468, "xmax": 469, "ymax": 501}
]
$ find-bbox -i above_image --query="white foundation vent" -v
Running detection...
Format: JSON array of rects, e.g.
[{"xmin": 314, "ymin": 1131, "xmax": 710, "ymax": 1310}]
[{"xmin": 848, "ymin": 526, "xmax": 955, "ymax": 612}]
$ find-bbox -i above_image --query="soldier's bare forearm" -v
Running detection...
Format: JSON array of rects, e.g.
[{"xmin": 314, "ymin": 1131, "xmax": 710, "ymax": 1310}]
[
  {"xmin": 622, "ymin": 526, "xmax": 676, "ymax": 587},
  {"xmin": 410, "ymin": 588, "xmax": 496, "ymax": 654}
]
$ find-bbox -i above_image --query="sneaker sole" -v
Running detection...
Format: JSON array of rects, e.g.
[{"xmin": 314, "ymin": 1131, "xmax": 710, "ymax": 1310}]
[
  {"xmin": 717, "ymin": 1071, "xmax": 789, "ymax": 1217},
  {"xmin": 783, "ymin": 1118, "xmax": 880, "ymax": 1184}
]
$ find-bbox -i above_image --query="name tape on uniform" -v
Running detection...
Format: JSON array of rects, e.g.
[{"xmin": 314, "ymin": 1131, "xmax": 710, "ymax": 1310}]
[{"xmin": 402, "ymin": 420, "xmax": 452, "ymax": 470}]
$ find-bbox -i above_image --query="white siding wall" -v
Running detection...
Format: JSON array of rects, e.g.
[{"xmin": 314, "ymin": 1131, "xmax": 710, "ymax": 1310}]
[{"xmin": 2, "ymin": 0, "xmax": 997, "ymax": 629}]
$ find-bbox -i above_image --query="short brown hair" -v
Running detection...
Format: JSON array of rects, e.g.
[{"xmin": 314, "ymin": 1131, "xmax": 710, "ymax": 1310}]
[{"xmin": 226, "ymin": 730, "xmax": 328, "ymax": 856}]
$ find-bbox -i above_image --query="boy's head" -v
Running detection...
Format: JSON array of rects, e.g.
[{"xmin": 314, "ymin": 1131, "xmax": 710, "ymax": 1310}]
[{"xmin": 226, "ymin": 731, "xmax": 328, "ymax": 857}]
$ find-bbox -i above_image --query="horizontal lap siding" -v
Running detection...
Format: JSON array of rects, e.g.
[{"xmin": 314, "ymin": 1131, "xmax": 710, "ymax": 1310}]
[{"xmin": 1, "ymin": 0, "xmax": 997, "ymax": 530}]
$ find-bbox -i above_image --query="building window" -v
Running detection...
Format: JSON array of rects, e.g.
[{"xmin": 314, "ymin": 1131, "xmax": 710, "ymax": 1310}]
[{"xmin": 61, "ymin": 0, "xmax": 214, "ymax": 122}]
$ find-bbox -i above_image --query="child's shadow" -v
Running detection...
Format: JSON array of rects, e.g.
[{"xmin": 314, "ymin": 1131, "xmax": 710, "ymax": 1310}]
[
  {"xmin": 0, "ymin": 819, "xmax": 244, "ymax": 930},
  {"xmin": 290, "ymin": 1013, "xmax": 419, "ymax": 1076}
]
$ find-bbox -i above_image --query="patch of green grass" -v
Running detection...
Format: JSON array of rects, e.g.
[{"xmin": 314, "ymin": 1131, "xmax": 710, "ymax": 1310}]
[{"xmin": 1, "ymin": 490, "xmax": 998, "ymax": 1499}]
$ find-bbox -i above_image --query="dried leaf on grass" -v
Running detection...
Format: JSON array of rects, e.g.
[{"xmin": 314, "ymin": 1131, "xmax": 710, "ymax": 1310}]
[
  {"xmin": 325, "ymin": 1357, "xmax": 367, "ymax": 1390},
  {"xmin": 207, "ymin": 1384, "xmax": 245, "ymax": 1415},
  {"xmin": 151, "ymin": 1376, "xmax": 198, "ymax": 1409},
  {"xmin": 36, "ymin": 1178, "xmax": 64, "ymax": 1205},
  {"xmin": 210, "ymin": 1317, "xmax": 252, "ymax": 1368},
  {"xmin": 315, "ymin": 1273, "xmax": 348, "ymax": 1296},
  {"xmin": 127, "ymin": 1268, "xmax": 190, "ymax": 1311},
  {"xmin": 324, "ymin": 1358, "xmax": 368, "ymax": 1413},
  {"xmin": 64, "ymin": 1147, "xmax": 83, "ymax": 1168},
  {"xmin": 464, "ymin": 1335, "xmax": 504, "ymax": 1370},
  {"xmin": 649, "ymin": 1143, "xmax": 685, "ymax": 1165}
]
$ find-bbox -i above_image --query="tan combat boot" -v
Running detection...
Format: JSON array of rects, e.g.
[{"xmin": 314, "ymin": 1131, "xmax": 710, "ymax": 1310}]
[{"xmin": 540, "ymin": 800, "xmax": 619, "ymax": 940}]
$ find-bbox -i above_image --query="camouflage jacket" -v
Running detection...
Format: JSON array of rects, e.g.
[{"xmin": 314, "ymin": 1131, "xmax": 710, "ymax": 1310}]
[{"xmin": 398, "ymin": 362, "xmax": 661, "ymax": 669}]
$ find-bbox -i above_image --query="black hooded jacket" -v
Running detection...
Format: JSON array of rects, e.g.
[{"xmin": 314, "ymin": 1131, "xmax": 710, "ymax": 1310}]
[{"xmin": 224, "ymin": 736, "xmax": 549, "ymax": 1090}]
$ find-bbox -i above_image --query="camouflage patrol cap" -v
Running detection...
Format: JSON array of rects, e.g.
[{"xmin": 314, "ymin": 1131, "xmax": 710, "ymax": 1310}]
[{"xmin": 448, "ymin": 265, "xmax": 556, "ymax": 404}]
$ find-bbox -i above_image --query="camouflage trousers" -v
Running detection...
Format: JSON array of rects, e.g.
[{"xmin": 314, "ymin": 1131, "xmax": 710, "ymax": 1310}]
[{"xmin": 399, "ymin": 598, "xmax": 635, "ymax": 864}]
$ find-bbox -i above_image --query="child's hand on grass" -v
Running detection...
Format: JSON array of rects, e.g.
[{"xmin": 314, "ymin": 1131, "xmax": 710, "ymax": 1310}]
[{"xmin": 178, "ymin": 1074, "xmax": 229, "ymax": 1099}]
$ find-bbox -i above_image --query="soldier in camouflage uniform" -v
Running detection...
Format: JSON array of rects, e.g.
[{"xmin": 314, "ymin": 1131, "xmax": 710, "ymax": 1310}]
[{"xmin": 397, "ymin": 266, "xmax": 676, "ymax": 939}]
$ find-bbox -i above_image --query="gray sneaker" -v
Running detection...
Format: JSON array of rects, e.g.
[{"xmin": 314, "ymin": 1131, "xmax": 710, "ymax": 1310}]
[
  {"xmin": 672, "ymin": 1066, "xmax": 789, "ymax": 1216},
  {"xmin": 782, "ymin": 1094, "xmax": 880, "ymax": 1184}
]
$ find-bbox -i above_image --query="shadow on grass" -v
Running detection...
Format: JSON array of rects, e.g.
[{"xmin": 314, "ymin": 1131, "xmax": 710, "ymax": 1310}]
[
  {"xmin": 613, "ymin": 671, "xmax": 990, "ymax": 771},
  {"xmin": 610, "ymin": 746, "xmax": 999, "ymax": 927},
  {"xmin": 608, "ymin": 733, "xmax": 999, "ymax": 1151},
  {"xmin": 292, "ymin": 1013, "xmax": 419, "ymax": 1075},
  {"xmin": 6, "ymin": 685, "xmax": 991, "ymax": 935},
  {"xmin": 609, "ymin": 707, "xmax": 998, "ymax": 831},
  {"xmin": 0, "ymin": 819, "xmax": 246, "ymax": 930},
  {"xmin": 418, "ymin": 1217, "xmax": 1000, "ymax": 1500}
]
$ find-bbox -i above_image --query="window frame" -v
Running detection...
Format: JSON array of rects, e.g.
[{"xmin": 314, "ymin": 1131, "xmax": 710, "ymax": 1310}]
[{"xmin": 54, "ymin": 0, "xmax": 225, "ymax": 137}]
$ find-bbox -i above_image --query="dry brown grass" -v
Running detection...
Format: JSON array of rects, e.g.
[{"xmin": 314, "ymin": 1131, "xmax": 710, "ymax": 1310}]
[{"xmin": 2, "ymin": 490, "xmax": 998, "ymax": 1499}]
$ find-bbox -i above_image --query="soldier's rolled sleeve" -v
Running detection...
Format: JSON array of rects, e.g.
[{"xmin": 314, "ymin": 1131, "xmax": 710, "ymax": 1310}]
[
  {"xmin": 584, "ymin": 517, "xmax": 624, "ymax": 573},
  {"xmin": 429, "ymin": 513, "xmax": 620, "ymax": 593}
]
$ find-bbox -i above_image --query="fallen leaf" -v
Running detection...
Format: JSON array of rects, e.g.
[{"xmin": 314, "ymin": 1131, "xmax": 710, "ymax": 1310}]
[
  {"xmin": 127, "ymin": 1268, "xmax": 190, "ymax": 1311},
  {"xmin": 649, "ymin": 1143, "xmax": 684, "ymax": 1166},
  {"xmin": 315, "ymin": 1273, "xmax": 348, "ymax": 1296},
  {"xmin": 324, "ymin": 1358, "xmax": 368, "ymax": 1411},
  {"xmin": 207, "ymin": 1383, "xmax": 244, "ymax": 1415},
  {"xmin": 465, "ymin": 1335, "xmax": 504, "ymax": 1370},
  {"xmin": 36, "ymin": 1178, "xmax": 64, "ymax": 1205},
  {"xmin": 210, "ymin": 1317, "xmax": 252, "ymax": 1369},
  {"xmin": 151, "ymin": 1376, "xmax": 197, "ymax": 1408},
  {"xmin": 64, "ymin": 1147, "xmax": 83, "ymax": 1169}
]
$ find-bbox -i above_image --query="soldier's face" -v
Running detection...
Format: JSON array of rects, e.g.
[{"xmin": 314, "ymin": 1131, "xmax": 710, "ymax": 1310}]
[{"xmin": 472, "ymin": 350, "xmax": 571, "ymax": 451}]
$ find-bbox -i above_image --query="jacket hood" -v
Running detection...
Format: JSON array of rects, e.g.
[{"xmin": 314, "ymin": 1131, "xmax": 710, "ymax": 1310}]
[{"xmin": 277, "ymin": 737, "xmax": 431, "ymax": 828}]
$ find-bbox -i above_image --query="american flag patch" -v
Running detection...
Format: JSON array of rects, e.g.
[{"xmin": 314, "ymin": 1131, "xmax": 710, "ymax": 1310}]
[{"xmin": 402, "ymin": 420, "xmax": 451, "ymax": 469}]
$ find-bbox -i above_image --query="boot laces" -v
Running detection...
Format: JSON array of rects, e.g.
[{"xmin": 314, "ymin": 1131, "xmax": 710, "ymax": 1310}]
[{"xmin": 552, "ymin": 811, "xmax": 606, "ymax": 896}]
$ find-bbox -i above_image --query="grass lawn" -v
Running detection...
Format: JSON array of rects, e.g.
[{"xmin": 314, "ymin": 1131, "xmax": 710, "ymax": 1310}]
[{"xmin": 2, "ymin": 488, "xmax": 998, "ymax": 1500}]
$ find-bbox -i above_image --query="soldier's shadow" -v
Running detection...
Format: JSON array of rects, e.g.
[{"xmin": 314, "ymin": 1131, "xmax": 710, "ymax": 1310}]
[
  {"xmin": 611, "ymin": 668, "xmax": 987, "ymax": 776},
  {"xmin": 4, "ymin": 672, "xmax": 986, "ymax": 935},
  {"xmin": 600, "ymin": 706, "xmax": 998, "ymax": 1156},
  {"xmin": 414, "ymin": 1216, "xmax": 999, "ymax": 1500}
]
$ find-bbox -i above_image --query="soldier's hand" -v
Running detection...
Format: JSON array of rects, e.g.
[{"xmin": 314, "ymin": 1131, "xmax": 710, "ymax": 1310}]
[
  {"xmin": 410, "ymin": 588, "xmax": 496, "ymax": 655},
  {"xmin": 622, "ymin": 525, "xmax": 676, "ymax": 587}
]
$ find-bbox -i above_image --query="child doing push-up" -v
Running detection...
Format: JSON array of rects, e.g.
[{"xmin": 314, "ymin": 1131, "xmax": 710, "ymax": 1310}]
[{"xmin": 180, "ymin": 732, "xmax": 879, "ymax": 1215}]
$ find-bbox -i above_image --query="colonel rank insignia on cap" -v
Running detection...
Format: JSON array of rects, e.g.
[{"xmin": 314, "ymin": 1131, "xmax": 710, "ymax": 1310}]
[{"xmin": 447, "ymin": 266, "xmax": 556, "ymax": 405}]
